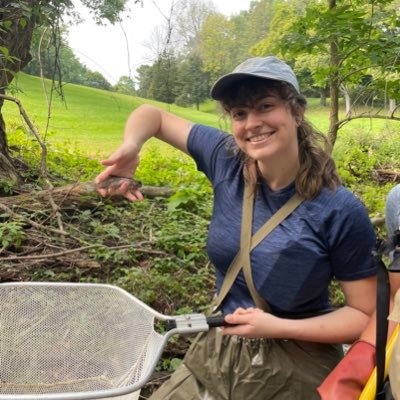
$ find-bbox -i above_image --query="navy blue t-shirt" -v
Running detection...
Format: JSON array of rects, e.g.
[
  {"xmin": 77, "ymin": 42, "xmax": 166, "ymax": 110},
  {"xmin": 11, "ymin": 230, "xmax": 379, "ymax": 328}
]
[{"xmin": 187, "ymin": 124, "xmax": 377, "ymax": 317}]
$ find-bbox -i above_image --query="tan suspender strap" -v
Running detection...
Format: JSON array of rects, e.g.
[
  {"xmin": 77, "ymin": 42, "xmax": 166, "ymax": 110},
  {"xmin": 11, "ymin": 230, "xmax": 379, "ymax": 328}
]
[
  {"xmin": 241, "ymin": 182, "xmax": 270, "ymax": 311},
  {"xmin": 212, "ymin": 181, "xmax": 304, "ymax": 312},
  {"xmin": 212, "ymin": 252, "xmax": 243, "ymax": 312},
  {"xmin": 249, "ymin": 192, "xmax": 304, "ymax": 251}
]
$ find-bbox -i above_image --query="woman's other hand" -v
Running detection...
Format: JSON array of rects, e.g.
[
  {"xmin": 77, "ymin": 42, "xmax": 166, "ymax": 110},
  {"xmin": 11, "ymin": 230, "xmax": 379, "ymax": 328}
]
[
  {"xmin": 95, "ymin": 142, "xmax": 143, "ymax": 202},
  {"xmin": 223, "ymin": 307, "xmax": 282, "ymax": 339}
]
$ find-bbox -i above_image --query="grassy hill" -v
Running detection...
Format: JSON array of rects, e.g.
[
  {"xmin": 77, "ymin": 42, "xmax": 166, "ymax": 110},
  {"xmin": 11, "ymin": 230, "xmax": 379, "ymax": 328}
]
[{"xmin": 3, "ymin": 73, "xmax": 226, "ymax": 156}]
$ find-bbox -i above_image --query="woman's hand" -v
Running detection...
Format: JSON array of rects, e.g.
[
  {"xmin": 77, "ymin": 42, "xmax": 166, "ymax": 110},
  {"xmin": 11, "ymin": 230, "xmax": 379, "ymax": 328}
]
[
  {"xmin": 95, "ymin": 142, "xmax": 143, "ymax": 202},
  {"xmin": 223, "ymin": 307, "xmax": 283, "ymax": 339}
]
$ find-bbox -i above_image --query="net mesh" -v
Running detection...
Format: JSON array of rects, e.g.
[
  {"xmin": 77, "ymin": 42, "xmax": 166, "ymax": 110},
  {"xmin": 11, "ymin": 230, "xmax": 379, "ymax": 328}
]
[{"xmin": 0, "ymin": 283, "xmax": 164, "ymax": 399}]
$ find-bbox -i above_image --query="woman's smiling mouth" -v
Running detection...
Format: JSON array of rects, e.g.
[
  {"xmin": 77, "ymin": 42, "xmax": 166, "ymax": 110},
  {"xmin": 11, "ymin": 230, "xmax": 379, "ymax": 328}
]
[{"xmin": 247, "ymin": 132, "xmax": 275, "ymax": 143}]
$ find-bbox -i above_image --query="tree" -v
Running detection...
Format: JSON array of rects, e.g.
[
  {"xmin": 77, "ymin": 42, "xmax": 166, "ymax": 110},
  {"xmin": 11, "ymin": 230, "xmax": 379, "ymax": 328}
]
[
  {"xmin": 176, "ymin": 53, "xmax": 209, "ymax": 110},
  {"xmin": 114, "ymin": 75, "xmax": 136, "ymax": 95},
  {"xmin": 198, "ymin": 1, "xmax": 278, "ymax": 83},
  {"xmin": 139, "ymin": 1, "xmax": 185, "ymax": 104},
  {"xmin": 81, "ymin": 70, "xmax": 111, "ymax": 90},
  {"xmin": 174, "ymin": 0, "xmax": 215, "ymax": 53},
  {"xmin": 135, "ymin": 64, "xmax": 153, "ymax": 98},
  {"xmin": 276, "ymin": 0, "xmax": 400, "ymax": 148},
  {"xmin": 198, "ymin": 13, "xmax": 237, "ymax": 81},
  {"xmin": 0, "ymin": 0, "xmax": 135, "ymax": 182},
  {"xmin": 236, "ymin": 0, "xmax": 278, "ymax": 62},
  {"xmin": 249, "ymin": 0, "xmax": 326, "ymax": 102},
  {"xmin": 148, "ymin": 51, "xmax": 180, "ymax": 104}
]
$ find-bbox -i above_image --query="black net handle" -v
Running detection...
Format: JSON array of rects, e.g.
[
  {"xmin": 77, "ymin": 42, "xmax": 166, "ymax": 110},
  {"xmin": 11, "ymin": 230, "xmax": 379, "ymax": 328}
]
[{"xmin": 166, "ymin": 314, "xmax": 231, "ymax": 331}]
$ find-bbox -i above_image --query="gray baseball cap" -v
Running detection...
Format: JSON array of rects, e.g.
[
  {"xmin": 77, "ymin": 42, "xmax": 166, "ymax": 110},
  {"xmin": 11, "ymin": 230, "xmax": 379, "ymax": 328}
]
[{"xmin": 210, "ymin": 56, "xmax": 300, "ymax": 100}]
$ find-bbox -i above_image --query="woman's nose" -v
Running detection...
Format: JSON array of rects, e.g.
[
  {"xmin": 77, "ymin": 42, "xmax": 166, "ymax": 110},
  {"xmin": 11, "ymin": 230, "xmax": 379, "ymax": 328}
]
[{"xmin": 245, "ymin": 111, "xmax": 262, "ymax": 130}]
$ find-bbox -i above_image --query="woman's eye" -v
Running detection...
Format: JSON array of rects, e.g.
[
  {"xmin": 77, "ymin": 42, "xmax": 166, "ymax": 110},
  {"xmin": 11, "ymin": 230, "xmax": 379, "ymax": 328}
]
[
  {"xmin": 260, "ymin": 102, "xmax": 272, "ymax": 110},
  {"xmin": 231, "ymin": 110, "xmax": 245, "ymax": 119}
]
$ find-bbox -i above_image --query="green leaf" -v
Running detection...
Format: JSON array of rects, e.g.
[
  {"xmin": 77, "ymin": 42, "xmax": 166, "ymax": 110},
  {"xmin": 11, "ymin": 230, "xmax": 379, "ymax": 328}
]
[
  {"xmin": 2, "ymin": 20, "xmax": 12, "ymax": 30},
  {"xmin": 19, "ymin": 18, "xmax": 27, "ymax": 28},
  {"xmin": 0, "ymin": 46, "xmax": 9, "ymax": 55}
]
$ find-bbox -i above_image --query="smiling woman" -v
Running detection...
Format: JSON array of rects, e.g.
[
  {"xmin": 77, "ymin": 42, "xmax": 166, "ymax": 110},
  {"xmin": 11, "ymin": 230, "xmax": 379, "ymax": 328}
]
[{"xmin": 94, "ymin": 55, "xmax": 378, "ymax": 400}]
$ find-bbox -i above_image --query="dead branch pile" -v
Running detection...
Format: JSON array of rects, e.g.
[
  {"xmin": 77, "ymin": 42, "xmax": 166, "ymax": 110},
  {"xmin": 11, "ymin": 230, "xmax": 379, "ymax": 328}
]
[
  {"xmin": 373, "ymin": 169, "xmax": 400, "ymax": 184},
  {"xmin": 0, "ymin": 177, "xmax": 175, "ymax": 276}
]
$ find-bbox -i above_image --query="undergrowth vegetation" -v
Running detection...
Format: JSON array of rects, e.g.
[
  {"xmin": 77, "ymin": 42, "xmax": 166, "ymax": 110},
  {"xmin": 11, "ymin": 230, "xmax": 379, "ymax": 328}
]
[
  {"xmin": 7, "ymin": 129, "xmax": 214, "ymax": 314},
  {"xmin": 333, "ymin": 125, "xmax": 400, "ymax": 225}
]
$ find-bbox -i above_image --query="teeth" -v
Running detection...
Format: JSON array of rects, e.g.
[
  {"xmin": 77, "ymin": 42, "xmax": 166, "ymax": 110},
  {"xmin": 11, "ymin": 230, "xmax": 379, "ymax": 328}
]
[{"xmin": 248, "ymin": 133, "xmax": 270, "ymax": 142}]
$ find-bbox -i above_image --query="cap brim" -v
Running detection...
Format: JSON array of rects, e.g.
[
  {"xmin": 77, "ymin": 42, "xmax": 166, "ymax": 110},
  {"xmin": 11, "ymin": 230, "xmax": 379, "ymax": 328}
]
[
  {"xmin": 210, "ymin": 73, "xmax": 261, "ymax": 100},
  {"xmin": 210, "ymin": 71, "xmax": 299, "ymax": 100}
]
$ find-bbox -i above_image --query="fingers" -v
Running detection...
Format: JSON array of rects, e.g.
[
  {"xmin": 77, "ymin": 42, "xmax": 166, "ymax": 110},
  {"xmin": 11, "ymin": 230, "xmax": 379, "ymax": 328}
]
[
  {"xmin": 225, "ymin": 313, "xmax": 252, "ymax": 325},
  {"xmin": 96, "ymin": 177, "xmax": 144, "ymax": 202},
  {"xmin": 95, "ymin": 144, "xmax": 141, "ymax": 200},
  {"xmin": 109, "ymin": 180, "xmax": 140, "ymax": 201},
  {"xmin": 99, "ymin": 149, "xmax": 123, "ymax": 169},
  {"xmin": 100, "ymin": 157, "xmax": 117, "ymax": 166},
  {"xmin": 223, "ymin": 307, "xmax": 267, "ymax": 338},
  {"xmin": 96, "ymin": 144, "xmax": 140, "ymax": 184},
  {"xmin": 95, "ymin": 167, "xmax": 114, "ymax": 184},
  {"xmin": 124, "ymin": 188, "xmax": 144, "ymax": 202},
  {"xmin": 97, "ymin": 187, "xmax": 108, "ymax": 197},
  {"xmin": 224, "ymin": 308, "xmax": 260, "ymax": 324},
  {"xmin": 232, "ymin": 307, "xmax": 258, "ymax": 315}
]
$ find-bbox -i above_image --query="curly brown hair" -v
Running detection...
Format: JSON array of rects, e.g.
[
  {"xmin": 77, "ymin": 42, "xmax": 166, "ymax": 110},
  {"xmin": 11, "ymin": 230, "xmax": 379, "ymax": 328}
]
[{"xmin": 217, "ymin": 77, "xmax": 340, "ymax": 199}]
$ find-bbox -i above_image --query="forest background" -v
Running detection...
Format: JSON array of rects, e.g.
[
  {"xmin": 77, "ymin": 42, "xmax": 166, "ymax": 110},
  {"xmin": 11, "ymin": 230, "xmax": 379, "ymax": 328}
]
[{"xmin": 0, "ymin": 0, "xmax": 400, "ymax": 394}]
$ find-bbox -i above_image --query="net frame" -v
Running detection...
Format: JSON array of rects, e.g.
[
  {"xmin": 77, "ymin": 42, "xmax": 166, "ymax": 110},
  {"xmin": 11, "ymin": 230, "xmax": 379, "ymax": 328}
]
[{"xmin": 0, "ymin": 282, "xmax": 209, "ymax": 400}]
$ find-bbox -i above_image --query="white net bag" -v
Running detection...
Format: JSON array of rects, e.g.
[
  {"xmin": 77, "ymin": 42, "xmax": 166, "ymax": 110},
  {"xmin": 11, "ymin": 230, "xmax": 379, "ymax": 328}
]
[{"xmin": 0, "ymin": 282, "xmax": 223, "ymax": 400}]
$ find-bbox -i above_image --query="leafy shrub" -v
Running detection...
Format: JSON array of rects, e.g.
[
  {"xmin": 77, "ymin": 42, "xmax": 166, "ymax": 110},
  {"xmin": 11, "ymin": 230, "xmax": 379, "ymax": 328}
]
[
  {"xmin": 0, "ymin": 221, "xmax": 26, "ymax": 249},
  {"xmin": 0, "ymin": 177, "xmax": 18, "ymax": 195},
  {"xmin": 8, "ymin": 128, "xmax": 103, "ymax": 185},
  {"xmin": 334, "ymin": 140, "xmax": 376, "ymax": 185},
  {"xmin": 333, "ymin": 126, "xmax": 400, "ymax": 219}
]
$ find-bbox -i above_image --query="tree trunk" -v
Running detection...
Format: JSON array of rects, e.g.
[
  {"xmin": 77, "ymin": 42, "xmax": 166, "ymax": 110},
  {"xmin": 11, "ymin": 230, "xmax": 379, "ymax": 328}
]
[
  {"xmin": 327, "ymin": 0, "xmax": 339, "ymax": 151},
  {"xmin": 0, "ymin": 98, "xmax": 20, "ymax": 182},
  {"xmin": 389, "ymin": 99, "xmax": 396, "ymax": 114},
  {"xmin": 342, "ymin": 86, "xmax": 352, "ymax": 118},
  {"xmin": 0, "ymin": 179, "xmax": 176, "ymax": 211},
  {"xmin": 0, "ymin": 1, "xmax": 37, "ymax": 182},
  {"xmin": 319, "ymin": 88, "xmax": 327, "ymax": 106}
]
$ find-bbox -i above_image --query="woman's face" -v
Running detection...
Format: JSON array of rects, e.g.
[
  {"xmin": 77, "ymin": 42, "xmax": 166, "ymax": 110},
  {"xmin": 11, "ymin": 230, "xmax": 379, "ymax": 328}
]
[{"xmin": 229, "ymin": 93, "xmax": 300, "ymax": 163}]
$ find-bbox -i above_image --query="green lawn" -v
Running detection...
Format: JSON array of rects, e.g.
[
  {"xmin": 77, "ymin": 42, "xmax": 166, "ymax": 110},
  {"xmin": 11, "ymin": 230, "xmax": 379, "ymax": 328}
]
[{"xmin": 4, "ymin": 74, "xmax": 227, "ymax": 156}]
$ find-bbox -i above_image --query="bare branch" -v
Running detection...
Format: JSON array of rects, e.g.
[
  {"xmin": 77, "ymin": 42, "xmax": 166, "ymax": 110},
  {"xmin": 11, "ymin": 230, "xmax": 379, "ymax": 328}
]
[
  {"xmin": 337, "ymin": 113, "xmax": 400, "ymax": 130},
  {"xmin": 0, "ymin": 203, "xmax": 68, "ymax": 237},
  {"xmin": 390, "ymin": 103, "xmax": 400, "ymax": 119},
  {"xmin": 0, "ymin": 94, "xmax": 47, "ymax": 177},
  {"xmin": 0, "ymin": 243, "xmax": 169, "ymax": 262}
]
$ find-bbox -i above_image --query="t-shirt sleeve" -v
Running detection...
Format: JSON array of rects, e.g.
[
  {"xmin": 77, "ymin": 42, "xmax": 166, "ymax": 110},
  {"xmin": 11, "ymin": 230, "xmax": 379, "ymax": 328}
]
[
  {"xmin": 325, "ymin": 192, "xmax": 377, "ymax": 280},
  {"xmin": 187, "ymin": 124, "xmax": 236, "ymax": 185}
]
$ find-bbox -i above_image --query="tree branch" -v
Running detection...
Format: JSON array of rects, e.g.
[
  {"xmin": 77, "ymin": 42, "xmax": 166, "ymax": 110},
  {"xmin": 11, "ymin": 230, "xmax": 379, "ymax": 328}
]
[
  {"xmin": 0, "ymin": 243, "xmax": 169, "ymax": 262},
  {"xmin": 337, "ymin": 113, "xmax": 400, "ymax": 130},
  {"xmin": 0, "ymin": 94, "xmax": 47, "ymax": 177},
  {"xmin": 0, "ymin": 203, "xmax": 68, "ymax": 237}
]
